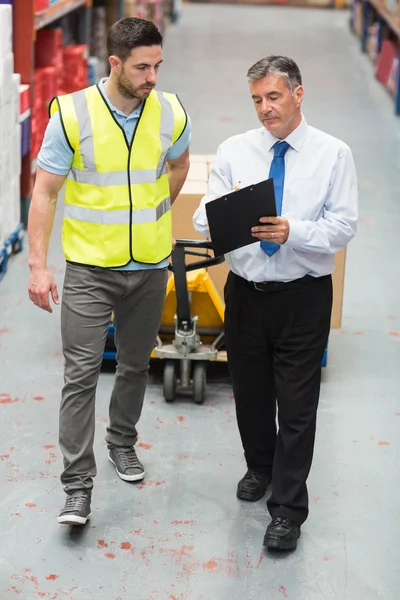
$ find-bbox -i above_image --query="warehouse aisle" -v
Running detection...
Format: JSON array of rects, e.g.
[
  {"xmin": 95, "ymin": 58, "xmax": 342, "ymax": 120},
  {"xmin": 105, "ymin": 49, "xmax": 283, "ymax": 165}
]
[{"xmin": 1, "ymin": 5, "xmax": 400, "ymax": 599}]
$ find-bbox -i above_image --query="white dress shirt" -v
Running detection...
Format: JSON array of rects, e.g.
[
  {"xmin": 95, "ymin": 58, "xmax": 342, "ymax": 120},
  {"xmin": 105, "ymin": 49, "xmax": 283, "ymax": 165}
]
[{"xmin": 193, "ymin": 117, "xmax": 358, "ymax": 283}]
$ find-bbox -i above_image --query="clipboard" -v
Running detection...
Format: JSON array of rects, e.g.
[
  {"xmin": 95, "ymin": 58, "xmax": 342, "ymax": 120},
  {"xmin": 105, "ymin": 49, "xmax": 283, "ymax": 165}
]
[{"xmin": 205, "ymin": 178, "xmax": 276, "ymax": 256}]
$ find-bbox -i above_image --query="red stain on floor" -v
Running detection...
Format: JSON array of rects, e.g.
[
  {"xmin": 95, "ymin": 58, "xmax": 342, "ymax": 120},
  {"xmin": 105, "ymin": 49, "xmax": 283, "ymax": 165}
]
[
  {"xmin": 354, "ymin": 331, "xmax": 364, "ymax": 336},
  {"xmin": 161, "ymin": 546, "xmax": 195, "ymax": 564},
  {"xmin": 388, "ymin": 316, "xmax": 397, "ymax": 320},
  {"xmin": 33, "ymin": 396, "xmax": 44, "ymax": 401},
  {"xmin": 389, "ymin": 331, "xmax": 399, "ymax": 337},
  {"xmin": 137, "ymin": 443, "xmax": 152, "ymax": 450},
  {"xmin": 45, "ymin": 574, "xmax": 58, "ymax": 581},
  {"xmin": 155, "ymin": 481, "xmax": 165, "ymax": 486},
  {"xmin": 378, "ymin": 441, "xmax": 391, "ymax": 446},
  {"xmin": 279, "ymin": 586, "xmax": 288, "ymax": 597},
  {"xmin": 11, "ymin": 513, "xmax": 22, "ymax": 517},
  {"xmin": 25, "ymin": 503, "xmax": 36, "ymax": 508},
  {"xmin": 171, "ymin": 520, "xmax": 196, "ymax": 525},
  {"xmin": 138, "ymin": 482, "xmax": 147, "ymax": 489},
  {"xmin": 42, "ymin": 445, "xmax": 55, "ymax": 450},
  {"xmin": 105, "ymin": 553, "xmax": 116, "ymax": 560},
  {"xmin": 202, "ymin": 554, "xmax": 240, "ymax": 576},
  {"xmin": 396, "ymin": 413, "xmax": 400, "ymax": 416},
  {"xmin": 178, "ymin": 456, "xmax": 189, "ymax": 460},
  {"xmin": 177, "ymin": 416, "xmax": 185, "ymax": 422},
  {"xmin": 322, "ymin": 556, "xmax": 330, "ymax": 562},
  {"xmin": 120, "ymin": 542, "xmax": 132, "ymax": 550},
  {"xmin": 98, "ymin": 539, "xmax": 108, "ymax": 548},
  {"xmin": 45, "ymin": 452, "xmax": 57, "ymax": 465},
  {"xmin": 0, "ymin": 394, "xmax": 19, "ymax": 404},
  {"xmin": 246, "ymin": 552, "xmax": 264, "ymax": 569},
  {"xmin": 0, "ymin": 454, "xmax": 10, "ymax": 461}
]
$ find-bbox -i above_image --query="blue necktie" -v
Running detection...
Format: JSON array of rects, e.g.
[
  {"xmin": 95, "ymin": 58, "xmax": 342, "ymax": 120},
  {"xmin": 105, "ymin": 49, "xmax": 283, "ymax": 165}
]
[{"xmin": 261, "ymin": 141, "xmax": 290, "ymax": 257}]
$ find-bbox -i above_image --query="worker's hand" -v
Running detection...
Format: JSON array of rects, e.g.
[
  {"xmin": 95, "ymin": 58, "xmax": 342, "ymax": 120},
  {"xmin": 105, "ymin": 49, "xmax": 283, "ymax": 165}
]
[
  {"xmin": 172, "ymin": 238, "xmax": 176, "ymax": 248},
  {"xmin": 251, "ymin": 216, "xmax": 290, "ymax": 245},
  {"xmin": 28, "ymin": 267, "xmax": 59, "ymax": 313}
]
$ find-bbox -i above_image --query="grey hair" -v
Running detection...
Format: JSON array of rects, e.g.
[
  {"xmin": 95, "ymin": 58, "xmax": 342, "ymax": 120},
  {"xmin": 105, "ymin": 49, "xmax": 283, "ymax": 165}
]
[{"xmin": 247, "ymin": 56, "xmax": 302, "ymax": 93}]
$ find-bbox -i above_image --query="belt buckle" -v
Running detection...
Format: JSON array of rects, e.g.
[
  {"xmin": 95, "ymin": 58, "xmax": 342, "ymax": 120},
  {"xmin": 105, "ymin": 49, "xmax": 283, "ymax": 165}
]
[{"xmin": 253, "ymin": 282, "xmax": 265, "ymax": 292}]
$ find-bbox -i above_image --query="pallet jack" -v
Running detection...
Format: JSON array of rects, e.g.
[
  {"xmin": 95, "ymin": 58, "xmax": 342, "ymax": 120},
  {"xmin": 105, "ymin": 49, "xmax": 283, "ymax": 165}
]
[
  {"xmin": 155, "ymin": 239, "xmax": 225, "ymax": 404},
  {"xmin": 103, "ymin": 239, "xmax": 227, "ymax": 404}
]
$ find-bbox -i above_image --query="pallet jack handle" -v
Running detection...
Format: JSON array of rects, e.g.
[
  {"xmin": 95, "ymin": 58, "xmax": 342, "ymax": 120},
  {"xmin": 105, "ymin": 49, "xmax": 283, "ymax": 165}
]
[{"xmin": 168, "ymin": 239, "xmax": 224, "ymax": 330}]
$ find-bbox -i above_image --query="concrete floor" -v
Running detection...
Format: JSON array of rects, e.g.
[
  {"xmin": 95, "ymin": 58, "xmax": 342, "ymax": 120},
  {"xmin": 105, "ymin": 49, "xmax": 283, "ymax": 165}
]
[{"xmin": 1, "ymin": 4, "xmax": 400, "ymax": 599}]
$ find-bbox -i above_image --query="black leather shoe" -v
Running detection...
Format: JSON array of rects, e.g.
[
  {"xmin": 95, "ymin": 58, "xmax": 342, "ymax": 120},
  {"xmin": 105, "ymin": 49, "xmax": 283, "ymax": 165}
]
[
  {"xmin": 237, "ymin": 469, "xmax": 269, "ymax": 501},
  {"xmin": 263, "ymin": 517, "xmax": 301, "ymax": 551}
]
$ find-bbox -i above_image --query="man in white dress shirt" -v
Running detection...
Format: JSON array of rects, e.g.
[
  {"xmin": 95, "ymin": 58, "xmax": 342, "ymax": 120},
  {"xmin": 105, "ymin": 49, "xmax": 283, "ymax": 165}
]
[{"xmin": 193, "ymin": 56, "xmax": 357, "ymax": 551}]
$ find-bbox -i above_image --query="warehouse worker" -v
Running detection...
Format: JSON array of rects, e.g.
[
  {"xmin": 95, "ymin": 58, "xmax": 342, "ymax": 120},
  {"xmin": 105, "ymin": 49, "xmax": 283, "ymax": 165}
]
[
  {"xmin": 193, "ymin": 56, "xmax": 357, "ymax": 552},
  {"xmin": 27, "ymin": 17, "xmax": 191, "ymax": 526}
]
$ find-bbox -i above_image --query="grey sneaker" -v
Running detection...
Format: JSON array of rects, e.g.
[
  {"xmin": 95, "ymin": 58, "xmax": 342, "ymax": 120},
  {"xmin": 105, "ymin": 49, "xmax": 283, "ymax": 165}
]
[
  {"xmin": 108, "ymin": 446, "xmax": 145, "ymax": 482},
  {"xmin": 58, "ymin": 491, "xmax": 91, "ymax": 525}
]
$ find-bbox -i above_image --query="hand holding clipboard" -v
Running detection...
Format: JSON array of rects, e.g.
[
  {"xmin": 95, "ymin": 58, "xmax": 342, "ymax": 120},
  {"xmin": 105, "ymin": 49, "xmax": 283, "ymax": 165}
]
[{"xmin": 205, "ymin": 178, "xmax": 278, "ymax": 257}]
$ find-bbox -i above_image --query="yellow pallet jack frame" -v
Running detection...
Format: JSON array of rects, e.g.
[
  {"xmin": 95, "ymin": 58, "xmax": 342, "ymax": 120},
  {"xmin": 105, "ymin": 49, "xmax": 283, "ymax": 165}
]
[{"xmin": 153, "ymin": 240, "xmax": 226, "ymax": 404}]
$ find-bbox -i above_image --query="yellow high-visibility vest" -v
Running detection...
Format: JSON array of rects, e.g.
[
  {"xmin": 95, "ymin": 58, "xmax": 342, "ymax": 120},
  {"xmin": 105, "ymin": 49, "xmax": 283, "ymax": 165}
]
[{"xmin": 49, "ymin": 85, "xmax": 187, "ymax": 267}]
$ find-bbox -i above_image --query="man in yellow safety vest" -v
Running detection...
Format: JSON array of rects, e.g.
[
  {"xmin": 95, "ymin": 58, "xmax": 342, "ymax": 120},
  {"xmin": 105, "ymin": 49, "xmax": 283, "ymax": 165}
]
[{"xmin": 27, "ymin": 17, "xmax": 191, "ymax": 526}]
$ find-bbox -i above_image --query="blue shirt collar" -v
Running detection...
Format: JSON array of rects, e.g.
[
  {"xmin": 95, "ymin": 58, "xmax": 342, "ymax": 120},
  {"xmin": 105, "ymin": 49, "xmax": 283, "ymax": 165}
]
[{"xmin": 98, "ymin": 77, "xmax": 143, "ymax": 118}]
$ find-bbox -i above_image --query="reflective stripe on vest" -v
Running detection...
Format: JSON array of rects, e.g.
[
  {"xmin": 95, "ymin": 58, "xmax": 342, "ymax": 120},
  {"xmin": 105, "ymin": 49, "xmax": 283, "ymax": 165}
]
[
  {"xmin": 64, "ymin": 196, "xmax": 171, "ymax": 225},
  {"xmin": 67, "ymin": 88, "xmax": 173, "ymax": 187}
]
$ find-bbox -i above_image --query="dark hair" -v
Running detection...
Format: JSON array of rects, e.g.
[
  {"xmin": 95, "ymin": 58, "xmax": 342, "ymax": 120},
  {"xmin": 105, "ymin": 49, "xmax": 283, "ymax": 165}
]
[
  {"xmin": 247, "ymin": 56, "xmax": 302, "ymax": 92},
  {"xmin": 107, "ymin": 17, "xmax": 163, "ymax": 61}
]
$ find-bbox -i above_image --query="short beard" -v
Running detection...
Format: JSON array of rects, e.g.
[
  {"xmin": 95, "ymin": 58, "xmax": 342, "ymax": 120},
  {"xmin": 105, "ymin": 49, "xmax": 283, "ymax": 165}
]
[{"xmin": 117, "ymin": 72, "xmax": 141, "ymax": 100}]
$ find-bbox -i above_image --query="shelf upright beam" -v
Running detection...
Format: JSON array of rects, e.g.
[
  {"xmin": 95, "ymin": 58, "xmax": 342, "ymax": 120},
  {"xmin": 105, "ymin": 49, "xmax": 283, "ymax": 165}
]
[
  {"xmin": 396, "ymin": 45, "xmax": 400, "ymax": 115},
  {"xmin": 361, "ymin": 0, "xmax": 371, "ymax": 53}
]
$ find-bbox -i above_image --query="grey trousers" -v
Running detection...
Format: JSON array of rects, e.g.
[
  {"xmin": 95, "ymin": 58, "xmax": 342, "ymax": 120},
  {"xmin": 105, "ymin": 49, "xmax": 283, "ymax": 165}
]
[{"xmin": 60, "ymin": 262, "xmax": 168, "ymax": 494}]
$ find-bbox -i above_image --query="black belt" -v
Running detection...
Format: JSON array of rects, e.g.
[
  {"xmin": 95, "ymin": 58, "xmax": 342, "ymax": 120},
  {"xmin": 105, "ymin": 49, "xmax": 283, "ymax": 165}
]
[{"xmin": 239, "ymin": 274, "xmax": 329, "ymax": 292}]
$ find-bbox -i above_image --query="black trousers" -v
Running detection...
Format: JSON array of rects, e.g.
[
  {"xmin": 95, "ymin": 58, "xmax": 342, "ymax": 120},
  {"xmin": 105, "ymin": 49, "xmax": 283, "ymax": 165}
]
[{"xmin": 224, "ymin": 271, "xmax": 332, "ymax": 526}]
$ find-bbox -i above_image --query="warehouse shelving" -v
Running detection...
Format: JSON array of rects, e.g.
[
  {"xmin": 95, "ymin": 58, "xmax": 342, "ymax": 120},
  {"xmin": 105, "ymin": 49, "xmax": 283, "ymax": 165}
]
[
  {"xmin": 351, "ymin": 0, "xmax": 400, "ymax": 114},
  {"xmin": 11, "ymin": 0, "xmax": 92, "ymax": 227},
  {"xmin": 34, "ymin": 0, "xmax": 88, "ymax": 30},
  {"xmin": 0, "ymin": 224, "xmax": 24, "ymax": 283}
]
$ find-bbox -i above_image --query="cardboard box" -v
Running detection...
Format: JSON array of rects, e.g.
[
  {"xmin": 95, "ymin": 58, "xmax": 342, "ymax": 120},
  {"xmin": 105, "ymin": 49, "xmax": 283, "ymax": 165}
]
[
  {"xmin": 172, "ymin": 180, "xmax": 207, "ymax": 241},
  {"xmin": 171, "ymin": 180, "xmax": 207, "ymax": 268},
  {"xmin": 189, "ymin": 154, "xmax": 207, "ymax": 163},
  {"xmin": 0, "ymin": 5, "xmax": 12, "ymax": 59},
  {"xmin": 0, "ymin": 53, "xmax": 14, "ymax": 106},
  {"xmin": 331, "ymin": 247, "xmax": 346, "ymax": 329},
  {"xmin": 187, "ymin": 160, "xmax": 208, "ymax": 182}
]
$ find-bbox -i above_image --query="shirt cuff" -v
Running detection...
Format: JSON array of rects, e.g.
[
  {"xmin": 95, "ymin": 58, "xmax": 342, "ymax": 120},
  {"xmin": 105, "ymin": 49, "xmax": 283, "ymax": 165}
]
[
  {"xmin": 193, "ymin": 218, "xmax": 210, "ymax": 237},
  {"xmin": 285, "ymin": 218, "xmax": 307, "ymax": 249}
]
